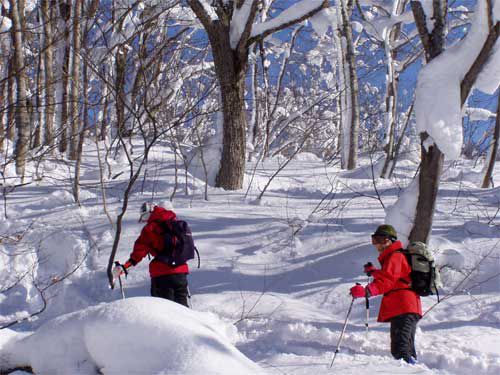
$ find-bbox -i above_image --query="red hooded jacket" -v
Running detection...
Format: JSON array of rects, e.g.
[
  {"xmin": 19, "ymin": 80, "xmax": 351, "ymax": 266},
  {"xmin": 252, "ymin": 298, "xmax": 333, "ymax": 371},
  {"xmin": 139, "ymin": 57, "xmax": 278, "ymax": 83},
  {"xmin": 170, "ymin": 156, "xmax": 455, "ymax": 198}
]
[
  {"xmin": 127, "ymin": 206, "xmax": 189, "ymax": 278},
  {"xmin": 367, "ymin": 240, "xmax": 422, "ymax": 322}
]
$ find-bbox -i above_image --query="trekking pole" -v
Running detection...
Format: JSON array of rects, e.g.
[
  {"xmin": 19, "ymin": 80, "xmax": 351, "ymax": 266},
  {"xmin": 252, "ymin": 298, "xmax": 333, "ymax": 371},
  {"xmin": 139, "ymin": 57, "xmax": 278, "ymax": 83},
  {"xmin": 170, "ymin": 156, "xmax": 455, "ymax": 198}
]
[{"xmin": 329, "ymin": 297, "xmax": 355, "ymax": 368}]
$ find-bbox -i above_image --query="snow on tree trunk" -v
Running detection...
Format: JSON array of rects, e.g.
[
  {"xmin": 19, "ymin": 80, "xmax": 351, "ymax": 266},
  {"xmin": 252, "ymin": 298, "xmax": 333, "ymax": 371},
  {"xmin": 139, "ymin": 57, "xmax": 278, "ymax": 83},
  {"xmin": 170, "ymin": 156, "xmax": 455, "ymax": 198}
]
[
  {"xmin": 10, "ymin": 0, "xmax": 29, "ymax": 178},
  {"xmin": 390, "ymin": 0, "xmax": 500, "ymax": 244}
]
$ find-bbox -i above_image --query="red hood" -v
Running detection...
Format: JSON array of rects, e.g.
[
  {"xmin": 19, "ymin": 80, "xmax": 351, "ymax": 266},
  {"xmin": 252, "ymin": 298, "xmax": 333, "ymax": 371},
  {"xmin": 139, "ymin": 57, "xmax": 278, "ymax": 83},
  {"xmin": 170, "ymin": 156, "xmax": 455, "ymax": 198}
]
[
  {"xmin": 147, "ymin": 206, "xmax": 176, "ymax": 223},
  {"xmin": 378, "ymin": 240, "xmax": 404, "ymax": 264}
]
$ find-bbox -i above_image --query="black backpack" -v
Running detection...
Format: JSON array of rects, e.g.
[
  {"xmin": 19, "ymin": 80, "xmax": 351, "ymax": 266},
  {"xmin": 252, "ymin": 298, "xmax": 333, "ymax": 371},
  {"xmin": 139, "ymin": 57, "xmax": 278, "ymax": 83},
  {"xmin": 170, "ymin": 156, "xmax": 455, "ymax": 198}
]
[
  {"xmin": 399, "ymin": 242, "xmax": 442, "ymax": 299},
  {"xmin": 155, "ymin": 220, "xmax": 200, "ymax": 268}
]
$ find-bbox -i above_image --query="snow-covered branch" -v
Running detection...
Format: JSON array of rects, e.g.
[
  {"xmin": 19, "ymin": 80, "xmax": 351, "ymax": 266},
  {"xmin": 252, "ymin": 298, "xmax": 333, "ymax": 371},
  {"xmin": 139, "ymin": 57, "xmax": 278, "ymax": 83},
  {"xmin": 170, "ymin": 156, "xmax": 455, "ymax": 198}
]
[{"xmin": 248, "ymin": 0, "xmax": 328, "ymax": 45}]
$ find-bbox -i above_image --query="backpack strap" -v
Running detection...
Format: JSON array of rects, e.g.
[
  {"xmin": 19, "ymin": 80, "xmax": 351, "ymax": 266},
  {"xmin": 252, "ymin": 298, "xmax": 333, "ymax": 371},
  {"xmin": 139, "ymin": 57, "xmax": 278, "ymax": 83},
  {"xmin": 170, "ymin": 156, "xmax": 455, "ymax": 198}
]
[{"xmin": 194, "ymin": 246, "xmax": 200, "ymax": 268}]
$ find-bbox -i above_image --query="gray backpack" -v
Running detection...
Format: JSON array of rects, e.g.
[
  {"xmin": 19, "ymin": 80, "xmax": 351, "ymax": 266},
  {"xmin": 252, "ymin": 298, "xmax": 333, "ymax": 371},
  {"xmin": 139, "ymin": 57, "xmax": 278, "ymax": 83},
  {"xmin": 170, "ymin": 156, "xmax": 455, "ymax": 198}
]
[{"xmin": 400, "ymin": 242, "xmax": 442, "ymax": 298}]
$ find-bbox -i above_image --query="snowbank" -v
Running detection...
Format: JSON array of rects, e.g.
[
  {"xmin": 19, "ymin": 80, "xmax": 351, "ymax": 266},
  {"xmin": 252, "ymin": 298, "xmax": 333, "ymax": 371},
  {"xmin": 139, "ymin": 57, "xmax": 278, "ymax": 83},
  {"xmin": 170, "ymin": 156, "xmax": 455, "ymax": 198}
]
[{"xmin": 1, "ymin": 297, "xmax": 263, "ymax": 375}]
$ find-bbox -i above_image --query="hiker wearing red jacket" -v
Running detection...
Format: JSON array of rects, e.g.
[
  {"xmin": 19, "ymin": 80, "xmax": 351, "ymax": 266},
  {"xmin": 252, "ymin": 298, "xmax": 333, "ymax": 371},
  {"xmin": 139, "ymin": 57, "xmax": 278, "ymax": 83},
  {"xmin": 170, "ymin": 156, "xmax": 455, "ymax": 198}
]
[
  {"xmin": 113, "ymin": 203, "xmax": 190, "ymax": 307},
  {"xmin": 350, "ymin": 225, "xmax": 422, "ymax": 363}
]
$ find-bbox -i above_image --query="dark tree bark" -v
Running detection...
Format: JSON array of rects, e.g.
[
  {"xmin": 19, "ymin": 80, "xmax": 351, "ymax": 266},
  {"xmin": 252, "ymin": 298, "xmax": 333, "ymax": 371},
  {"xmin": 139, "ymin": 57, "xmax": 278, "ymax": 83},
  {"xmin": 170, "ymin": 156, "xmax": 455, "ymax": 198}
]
[
  {"xmin": 115, "ymin": 47, "xmax": 128, "ymax": 137},
  {"xmin": 187, "ymin": 0, "xmax": 327, "ymax": 190},
  {"xmin": 58, "ymin": 0, "xmax": 72, "ymax": 154}
]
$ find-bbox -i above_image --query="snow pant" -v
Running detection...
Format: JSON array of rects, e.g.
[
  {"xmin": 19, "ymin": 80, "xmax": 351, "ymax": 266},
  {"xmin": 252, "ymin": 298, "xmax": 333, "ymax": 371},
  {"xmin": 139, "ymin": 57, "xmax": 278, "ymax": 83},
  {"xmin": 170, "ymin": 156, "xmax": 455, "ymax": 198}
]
[
  {"xmin": 390, "ymin": 313, "xmax": 419, "ymax": 362},
  {"xmin": 151, "ymin": 273, "xmax": 189, "ymax": 308}
]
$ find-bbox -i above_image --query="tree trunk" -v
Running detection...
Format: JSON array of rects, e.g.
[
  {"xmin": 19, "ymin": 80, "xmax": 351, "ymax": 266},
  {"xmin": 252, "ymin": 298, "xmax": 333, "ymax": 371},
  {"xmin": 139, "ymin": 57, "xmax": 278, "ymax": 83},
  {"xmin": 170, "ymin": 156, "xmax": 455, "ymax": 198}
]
[
  {"xmin": 380, "ymin": 0, "xmax": 407, "ymax": 178},
  {"xmin": 248, "ymin": 45, "xmax": 260, "ymax": 161},
  {"xmin": 407, "ymin": 0, "xmax": 447, "ymax": 243},
  {"xmin": 74, "ymin": 59, "xmax": 88, "ymax": 203},
  {"xmin": 337, "ymin": 0, "xmax": 360, "ymax": 170},
  {"xmin": 115, "ymin": 47, "xmax": 128, "ymax": 137},
  {"xmin": 33, "ymin": 45, "xmax": 43, "ymax": 149},
  {"xmin": 100, "ymin": 66, "xmax": 109, "ymax": 141},
  {"xmin": 69, "ymin": 0, "xmax": 82, "ymax": 160},
  {"xmin": 209, "ymin": 26, "xmax": 248, "ymax": 190},
  {"xmin": 58, "ymin": 0, "xmax": 71, "ymax": 154},
  {"xmin": 41, "ymin": 0, "xmax": 55, "ymax": 150},
  {"xmin": 408, "ymin": 133, "xmax": 444, "ymax": 243},
  {"xmin": 0, "ymin": 80, "xmax": 5, "ymax": 152},
  {"xmin": 10, "ymin": 0, "xmax": 30, "ymax": 178},
  {"xmin": 482, "ymin": 89, "xmax": 500, "ymax": 188},
  {"xmin": 6, "ymin": 58, "xmax": 16, "ymax": 141}
]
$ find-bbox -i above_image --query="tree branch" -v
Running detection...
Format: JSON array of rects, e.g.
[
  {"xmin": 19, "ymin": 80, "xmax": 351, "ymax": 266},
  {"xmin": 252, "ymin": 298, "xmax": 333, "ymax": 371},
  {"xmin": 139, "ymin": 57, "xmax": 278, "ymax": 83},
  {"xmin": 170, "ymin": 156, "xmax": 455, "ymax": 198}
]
[
  {"xmin": 461, "ymin": 22, "xmax": 500, "ymax": 105},
  {"xmin": 247, "ymin": 0, "xmax": 328, "ymax": 46},
  {"xmin": 187, "ymin": 0, "xmax": 214, "ymax": 31},
  {"xmin": 410, "ymin": 0, "xmax": 432, "ymax": 61},
  {"xmin": 236, "ymin": 0, "xmax": 260, "ymax": 56}
]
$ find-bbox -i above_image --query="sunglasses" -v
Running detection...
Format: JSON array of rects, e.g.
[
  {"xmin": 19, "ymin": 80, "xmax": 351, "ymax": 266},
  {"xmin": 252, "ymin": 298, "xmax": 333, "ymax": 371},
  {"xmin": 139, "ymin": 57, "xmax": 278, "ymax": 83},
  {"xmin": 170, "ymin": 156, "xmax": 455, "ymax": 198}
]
[{"xmin": 371, "ymin": 235, "xmax": 389, "ymax": 245}]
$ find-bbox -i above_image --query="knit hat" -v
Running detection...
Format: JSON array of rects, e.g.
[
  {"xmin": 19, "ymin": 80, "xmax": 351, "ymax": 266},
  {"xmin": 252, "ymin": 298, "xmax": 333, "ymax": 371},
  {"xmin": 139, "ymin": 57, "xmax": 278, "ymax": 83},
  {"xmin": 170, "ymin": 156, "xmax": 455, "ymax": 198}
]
[{"xmin": 372, "ymin": 224, "xmax": 397, "ymax": 240}]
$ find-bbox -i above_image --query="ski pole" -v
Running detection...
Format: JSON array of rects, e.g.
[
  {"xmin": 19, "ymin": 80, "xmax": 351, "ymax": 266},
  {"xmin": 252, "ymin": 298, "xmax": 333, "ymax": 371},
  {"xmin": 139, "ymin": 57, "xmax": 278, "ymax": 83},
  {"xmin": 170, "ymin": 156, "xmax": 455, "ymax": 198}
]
[
  {"xmin": 329, "ymin": 296, "xmax": 355, "ymax": 368},
  {"xmin": 114, "ymin": 261, "xmax": 126, "ymax": 299},
  {"xmin": 364, "ymin": 262, "xmax": 373, "ymax": 335},
  {"xmin": 365, "ymin": 276, "xmax": 370, "ymax": 335},
  {"xmin": 187, "ymin": 285, "xmax": 192, "ymax": 309}
]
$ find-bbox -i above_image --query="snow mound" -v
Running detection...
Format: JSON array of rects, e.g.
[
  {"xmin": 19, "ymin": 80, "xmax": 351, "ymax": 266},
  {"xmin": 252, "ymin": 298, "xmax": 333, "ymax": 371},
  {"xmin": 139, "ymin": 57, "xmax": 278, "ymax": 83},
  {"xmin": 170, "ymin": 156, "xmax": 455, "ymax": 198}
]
[{"xmin": 2, "ymin": 297, "xmax": 263, "ymax": 375}]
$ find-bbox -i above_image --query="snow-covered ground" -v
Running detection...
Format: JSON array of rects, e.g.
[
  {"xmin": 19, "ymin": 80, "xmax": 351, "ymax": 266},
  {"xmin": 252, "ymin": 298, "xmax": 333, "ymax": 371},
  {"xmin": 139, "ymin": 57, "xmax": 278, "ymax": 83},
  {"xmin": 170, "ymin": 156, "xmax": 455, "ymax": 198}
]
[{"xmin": 1, "ymin": 141, "xmax": 499, "ymax": 374}]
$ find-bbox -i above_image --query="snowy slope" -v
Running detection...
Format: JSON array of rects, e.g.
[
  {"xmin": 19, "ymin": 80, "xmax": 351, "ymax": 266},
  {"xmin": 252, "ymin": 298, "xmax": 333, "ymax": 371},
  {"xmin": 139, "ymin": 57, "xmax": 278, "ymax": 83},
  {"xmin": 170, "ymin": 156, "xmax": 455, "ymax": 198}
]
[{"xmin": 1, "ymin": 141, "xmax": 499, "ymax": 374}]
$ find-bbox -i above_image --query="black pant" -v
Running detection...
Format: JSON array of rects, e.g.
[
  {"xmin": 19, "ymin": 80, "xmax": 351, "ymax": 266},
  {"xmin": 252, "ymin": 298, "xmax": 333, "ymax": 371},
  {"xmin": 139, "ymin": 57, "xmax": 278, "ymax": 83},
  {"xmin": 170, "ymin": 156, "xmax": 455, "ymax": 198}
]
[
  {"xmin": 390, "ymin": 313, "xmax": 419, "ymax": 362},
  {"xmin": 151, "ymin": 274, "xmax": 189, "ymax": 308}
]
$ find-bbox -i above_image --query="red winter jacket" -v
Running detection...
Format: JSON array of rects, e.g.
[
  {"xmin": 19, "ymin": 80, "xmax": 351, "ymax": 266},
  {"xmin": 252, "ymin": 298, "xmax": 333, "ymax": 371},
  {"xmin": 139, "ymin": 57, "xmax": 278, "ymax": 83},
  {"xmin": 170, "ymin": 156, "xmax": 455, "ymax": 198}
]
[
  {"xmin": 367, "ymin": 240, "xmax": 422, "ymax": 322},
  {"xmin": 127, "ymin": 206, "xmax": 189, "ymax": 278}
]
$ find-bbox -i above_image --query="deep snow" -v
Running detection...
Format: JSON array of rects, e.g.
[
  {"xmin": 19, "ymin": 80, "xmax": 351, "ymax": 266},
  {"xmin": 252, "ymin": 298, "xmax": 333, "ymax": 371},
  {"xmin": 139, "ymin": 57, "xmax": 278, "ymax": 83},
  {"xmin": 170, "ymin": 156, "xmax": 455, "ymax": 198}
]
[{"xmin": 1, "ymin": 140, "xmax": 500, "ymax": 374}]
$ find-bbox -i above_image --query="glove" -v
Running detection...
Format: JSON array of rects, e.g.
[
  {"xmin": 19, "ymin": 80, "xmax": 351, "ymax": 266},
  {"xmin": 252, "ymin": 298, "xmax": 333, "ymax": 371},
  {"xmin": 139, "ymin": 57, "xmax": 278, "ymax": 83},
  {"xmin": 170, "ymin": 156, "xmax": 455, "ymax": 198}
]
[
  {"xmin": 350, "ymin": 284, "xmax": 366, "ymax": 299},
  {"xmin": 112, "ymin": 262, "xmax": 128, "ymax": 280},
  {"xmin": 363, "ymin": 262, "xmax": 378, "ymax": 276}
]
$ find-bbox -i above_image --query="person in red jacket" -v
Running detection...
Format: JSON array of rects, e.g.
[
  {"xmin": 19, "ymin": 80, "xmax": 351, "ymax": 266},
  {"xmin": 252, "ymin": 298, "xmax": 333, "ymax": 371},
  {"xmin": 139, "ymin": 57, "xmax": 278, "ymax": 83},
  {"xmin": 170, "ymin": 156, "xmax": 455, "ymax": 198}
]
[
  {"xmin": 350, "ymin": 225, "xmax": 422, "ymax": 364},
  {"xmin": 113, "ymin": 202, "xmax": 190, "ymax": 307}
]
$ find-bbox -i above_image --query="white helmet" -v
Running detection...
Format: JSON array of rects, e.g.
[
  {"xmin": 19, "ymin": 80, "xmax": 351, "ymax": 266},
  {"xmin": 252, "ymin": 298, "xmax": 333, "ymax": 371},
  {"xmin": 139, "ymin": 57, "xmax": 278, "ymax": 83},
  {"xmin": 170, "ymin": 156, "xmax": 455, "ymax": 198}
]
[{"xmin": 139, "ymin": 202, "xmax": 154, "ymax": 222}]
